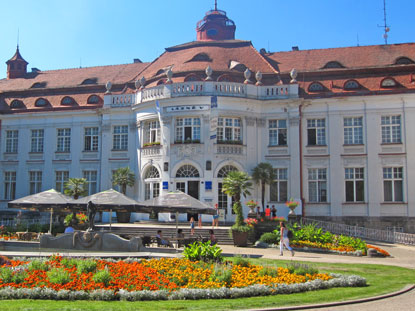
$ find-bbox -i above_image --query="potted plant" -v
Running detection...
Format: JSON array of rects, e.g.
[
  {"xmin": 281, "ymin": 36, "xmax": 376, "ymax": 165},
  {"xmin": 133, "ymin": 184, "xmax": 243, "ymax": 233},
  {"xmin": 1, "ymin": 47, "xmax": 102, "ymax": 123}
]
[
  {"xmin": 222, "ymin": 171, "xmax": 253, "ymax": 247},
  {"xmin": 245, "ymin": 199, "xmax": 258, "ymax": 214},
  {"xmin": 286, "ymin": 198, "xmax": 300, "ymax": 215}
]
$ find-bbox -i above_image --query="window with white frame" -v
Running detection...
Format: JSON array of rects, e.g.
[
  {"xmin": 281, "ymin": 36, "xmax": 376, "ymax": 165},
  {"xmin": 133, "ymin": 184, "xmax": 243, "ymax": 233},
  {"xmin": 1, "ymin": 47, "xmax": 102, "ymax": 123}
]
[
  {"xmin": 4, "ymin": 171, "xmax": 16, "ymax": 200},
  {"xmin": 144, "ymin": 120, "xmax": 161, "ymax": 145},
  {"xmin": 175, "ymin": 117, "xmax": 200, "ymax": 143},
  {"xmin": 383, "ymin": 167, "xmax": 403, "ymax": 202},
  {"xmin": 84, "ymin": 127, "xmax": 99, "ymax": 151},
  {"xmin": 344, "ymin": 117, "xmax": 363, "ymax": 145},
  {"xmin": 217, "ymin": 117, "xmax": 241, "ymax": 143},
  {"xmin": 29, "ymin": 171, "xmax": 42, "ymax": 195},
  {"xmin": 307, "ymin": 119, "xmax": 326, "ymax": 145},
  {"xmin": 269, "ymin": 120, "xmax": 287, "ymax": 146},
  {"xmin": 144, "ymin": 166, "xmax": 160, "ymax": 200},
  {"xmin": 112, "ymin": 125, "xmax": 128, "ymax": 150},
  {"xmin": 31, "ymin": 129, "xmax": 44, "ymax": 153},
  {"xmin": 5, "ymin": 130, "xmax": 18, "ymax": 153},
  {"xmin": 308, "ymin": 168, "xmax": 327, "ymax": 202},
  {"xmin": 55, "ymin": 171, "xmax": 69, "ymax": 193},
  {"xmin": 57, "ymin": 128, "xmax": 71, "ymax": 152},
  {"xmin": 381, "ymin": 115, "xmax": 401, "ymax": 143},
  {"xmin": 83, "ymin": 170, "xmax": 97, "ymax": 195},
  {"xmin": 345, "ymin": 168, "xmax": 364, "ymax": 202},
  {"xmin": 270, "ymin": 168, "xmax": 288, "ymax": 202}
]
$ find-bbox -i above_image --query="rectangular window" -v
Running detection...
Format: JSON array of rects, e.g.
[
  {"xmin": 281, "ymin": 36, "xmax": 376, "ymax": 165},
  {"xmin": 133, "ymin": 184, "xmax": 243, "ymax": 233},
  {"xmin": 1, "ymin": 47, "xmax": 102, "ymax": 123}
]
[
  {"xmin": 83, "ymin": 170, "xmax": 97, "ymax": 195},
  {"xmin": 269, "ymin": 120, "xmax": 287, "ymax": 146},
  {"xmin": 383, "ymin": 167, "xmax": 403, "ymax": 202},
  {"xmin": 30, "ymin": 129, "xmax": 44, "ymax": 153},
  {"xmin": 57, "ymin": 128, "xmax": 71, "ymax": 152},
  {"xmin": 112, "ymin": 125, "xmax": 128, "ymax": 150},
  {"xmin": 270, "ymin": 168, "xmax": 288, "ymax": 202},
  {"xmin": 308, "ymin": 168, "xmax": 327, "ymax": 202},
  {"xmin": 5, "ymin": 130, "xmax": 18, "ymax": 153},
  {"xmin": 381, "ymin": 115, "xmax": 401, "ymax": 143},
  {"xmin": 55, "ymin": 171, "xmax": 69, "ymax": 193},
  {"xmin": 344, "ymin": 117, "xmax": 363, "ymax": 145},
  {"xmin": 4, "ymin": 171, "xmax": 16, "ymax": 200},
  {"xmin": 217, "ymin": 117, "xmax": 241, "ymax": 143},
  {"xmin": 29, "ymin": 171, "xmax": 42, "ymax": 195},
  {"xmin": 175, "ymin": 118, "xmax": 200, "ymax": 143},
  {"xmin": 84, "ymin": 127, "xmax": 99, "ymax": 151},
  {"xmin": 345, "ymin": 168, "xmax": 364, "ymax": 202},
  {"xmin": 307, "ymin": 118, "xmax": 326, "ymax": 146},
  {"xmin": 144, "ymin": 120, "xmax": 161, "ymax": 144}
]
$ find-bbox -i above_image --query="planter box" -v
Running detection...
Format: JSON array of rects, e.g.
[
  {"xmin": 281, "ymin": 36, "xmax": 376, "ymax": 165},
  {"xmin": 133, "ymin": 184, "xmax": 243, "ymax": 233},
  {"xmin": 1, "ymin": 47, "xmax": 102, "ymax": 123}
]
[{"xmin": 232, "ymin": 230, "xmax": 249, "ymax": 247}]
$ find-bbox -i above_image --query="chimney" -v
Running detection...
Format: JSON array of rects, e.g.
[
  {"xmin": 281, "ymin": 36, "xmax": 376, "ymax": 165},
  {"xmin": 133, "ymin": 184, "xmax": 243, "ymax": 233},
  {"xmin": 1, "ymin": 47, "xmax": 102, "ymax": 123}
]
[
  {"xmin": 292, "ymin": 46, "xmax": 299, "ymax": 51},
  {"xmin": 133, "ymin": 58, "xmax": 142, "ymax": 63}
]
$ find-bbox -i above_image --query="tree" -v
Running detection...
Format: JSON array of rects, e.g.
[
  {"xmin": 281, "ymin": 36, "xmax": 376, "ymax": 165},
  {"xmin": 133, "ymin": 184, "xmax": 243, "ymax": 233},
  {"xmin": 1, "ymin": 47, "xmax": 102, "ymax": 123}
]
[
  {"xmin": 222, "ymin": 171, "xmax": 252, "ymax": 228},
  {"xmin": 252, "ymin": 162, "xmax": 276, "ymax": 212},
  {"xmin": 64, "ymin": 178, "xmax": 88, "ymax": 199},
  {"xmin": 112, "ymin": 167, "xmax": 135, "ymax": 195}
]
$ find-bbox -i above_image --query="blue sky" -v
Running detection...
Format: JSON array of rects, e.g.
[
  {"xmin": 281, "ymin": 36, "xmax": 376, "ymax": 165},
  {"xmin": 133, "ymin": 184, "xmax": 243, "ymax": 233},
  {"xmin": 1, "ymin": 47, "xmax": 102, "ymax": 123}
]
[{"xmin": 0, "ymin": 0, "xmax": 413, "ymax": 79}]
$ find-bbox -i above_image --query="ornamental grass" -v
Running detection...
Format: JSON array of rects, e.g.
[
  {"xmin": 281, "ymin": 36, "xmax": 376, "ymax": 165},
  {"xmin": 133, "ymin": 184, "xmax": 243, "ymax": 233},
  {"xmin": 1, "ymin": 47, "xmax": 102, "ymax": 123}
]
[{"xmin": 0, "ymin": 256, "xmax": 332, "ymax": 292}]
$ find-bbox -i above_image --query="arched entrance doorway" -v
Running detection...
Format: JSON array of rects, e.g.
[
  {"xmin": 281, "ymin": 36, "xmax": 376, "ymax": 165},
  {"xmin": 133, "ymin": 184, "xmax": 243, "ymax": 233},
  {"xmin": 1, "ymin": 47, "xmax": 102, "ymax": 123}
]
[
  {"xmin": 175, "ymin": 164, "xmax": 200, "ymax": 221},
  {"xmin": 217, "ymin": 165, "xmax": 238, "ymax": 220}
]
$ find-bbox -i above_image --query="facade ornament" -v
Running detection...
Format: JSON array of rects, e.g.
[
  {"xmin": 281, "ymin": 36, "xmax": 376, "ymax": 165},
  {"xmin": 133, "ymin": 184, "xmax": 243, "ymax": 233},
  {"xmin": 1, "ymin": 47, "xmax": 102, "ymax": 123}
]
[
  {"xmin": 136, "ymin": 120, "xmax": 142, "ymax": 129},
  {"xmin": 162, "ymin": 116, "xmax": 172, "ymax": 125},
  {"xmin": 289, "ymin": 116, "xmax": 300, "ymax": 126},
  {"xmin": 245, "ymin": 116, "xmax": 256, "ymax": 126},
  {"xmin": 139, "ymin": 76, "xmax": 146, "ymax": 89},
  {"xmin": 134, "ymin": 79, "xmax": 141, "ymax": 90},
  {"xmin": 290, "ymin": 68, "xmax": 298, "ymax": 83},
  {"xmin": 166, "ymin": 68, "xmax": 173, "ymax": 83},
  {"xmin": 257, "ymin": 118, "xmax": 266, "ymax": 127},
  {"xmin": 205, "ymin": 66, "xmax": 213, "ymax": 81},
  {"xmin": 105, "ymin": 81, "xmax": 112, "ymax": 94},
  {"xmin": 244, "ymin": 68, "xmax": 252, "ymax": 84},
  {"xmin": 255, "ymin": 71, "xmax": 263, "ymax": 85}
]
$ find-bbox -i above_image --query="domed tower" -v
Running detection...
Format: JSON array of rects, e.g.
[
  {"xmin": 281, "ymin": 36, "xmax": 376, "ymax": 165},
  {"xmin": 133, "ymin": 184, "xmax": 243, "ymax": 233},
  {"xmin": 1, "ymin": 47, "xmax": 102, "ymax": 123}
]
[
  {"xmin": 196, "ymin": 2, "xmax": 236, "ymax": 41},
  {"xmin": 6, "ymin": 45, "xmax": 28, "ymax": 79}
]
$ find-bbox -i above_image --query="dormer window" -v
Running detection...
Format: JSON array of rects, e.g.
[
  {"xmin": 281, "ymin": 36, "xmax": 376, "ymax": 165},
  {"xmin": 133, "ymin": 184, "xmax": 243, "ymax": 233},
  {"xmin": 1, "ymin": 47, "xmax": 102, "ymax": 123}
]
[
  {"xmin": 217, "ymin": 74, "xmax": 233, "ymax": 82},
  {"xmin": 81, "ymin": 78, "xmax": 98, "ymax": 85},
  {"xmin": 395, "ymin": 57, "xmax": 414, "ymax": 65},
  {"xmin": 229, "ymin": 61, "xmax": 247, "ymax": 72},
  {"xmin": 323, "ymin": 61, "xmax": 345, "ymax": 69},
  {"xmin": 30, "ymin": 82, "xmax": 47, "ymax": 88},
  {"xmin": 381, "ymin": 78, "xmax": 398, "ymax": 88},
  {"xmin": 35, "ymin": 98, "xmax": 48, "ymax": 107},
  {"xmin": 187, "ymin": 53, "xmax": 212, "ymax": 62},
  {"xmin": 87, "ymin": 95, "xmax": 100, "ymax": 104},
  {"xmin": 344, "ymin": 80, "xmax": 360, "ymax": 90},
  {"xmin": 61, "ymin": 96, "xmax": 75, "ymax": 105},
  {"xmin": 308, "ymin": 82, "xmax": 324, "ymax": 92},
  {"xmin": 10, "ymin": 99, "xmax": 24, "ymax": 109},
  {"xmin": 184, "ymin": 73, "xmax": 202, "ymax": 82}
]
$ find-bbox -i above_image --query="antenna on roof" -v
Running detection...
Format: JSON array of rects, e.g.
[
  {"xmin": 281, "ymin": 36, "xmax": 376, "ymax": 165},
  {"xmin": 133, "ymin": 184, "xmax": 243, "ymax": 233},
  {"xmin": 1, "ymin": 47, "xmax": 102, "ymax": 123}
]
[
  {"xmin": 80, "ymin": 57, "xmax": 82, "ymax": 69},
  {"xmin": 214, "ymin": 0, "xmax": 217, "ymax": 10},
  {"xmin": 356, "ymin": 33, "xmax": 360, "ymax": 47},
  {"xmin": 378, "ymin": 0, "xmax": 390, "ymax": 44},
  {"xmin": 17, "ymin": 28, "xmax": 20, "ymax": 49}
]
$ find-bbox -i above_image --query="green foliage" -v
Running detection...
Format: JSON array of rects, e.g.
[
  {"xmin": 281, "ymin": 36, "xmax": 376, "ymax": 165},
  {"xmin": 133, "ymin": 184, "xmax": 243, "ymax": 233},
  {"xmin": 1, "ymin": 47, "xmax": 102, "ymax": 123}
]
[
  {"xmin": 0, "ymin": 268, "xmax": 27, "ymax": 284},
  {"xmin": 92, "ymin": 269, "xmax": 112, "ymax": 286},
  {"xmin": 28, "ymin": 223, "xmax": 42, "ymax": 233},
  {"xmin": 76, "ymin": 259, "xmax": 97, "ymax": 274},
  {"xmin": 230, "ymin": 223, "xmax": 252, "ymax": 233},
  {"xmin": 47, "ymin": 268, "xmax": 71, "ymax": 285},
  {"xmin": 252, "ymin": 162, "xmax": 276, "ymax": 211},
  {"xmin": 286, "ymin": 262, "xmax": 318, "ymax": 276},
  {"xmin": 183, "ymin": 241, "xmax": 223, "ymax": 263},
  {"xmin": 60, "ymin": 258, "xmax": 78, "ymax": 269},
  {"xmin": 209, "ymin": 264, "xmax": 233, "ymax": 286},
  {"xmin": 64, "ymin": 178, "xmax": 88, "ymax": 199},
  {"xmin": 112, "ymin": 167, "xmax": 135, "ymax": 195},
  {"xmin": 28, "ymin": 260, "xmax": 49, "ymax": 272},
  {"xmin": 232, "ymin": 255, "xmax": 250, "ymax": 268},
  {"xmin": 258, "ymin": 266, "xmax": 278, "ymax": 277},
  {"xmin": 335, "ymin": 235, "xmax": 367, "ymax": 252},
  {"xmin": 259, "ymin": 232, "xmax": 280, "ymax": 244}
]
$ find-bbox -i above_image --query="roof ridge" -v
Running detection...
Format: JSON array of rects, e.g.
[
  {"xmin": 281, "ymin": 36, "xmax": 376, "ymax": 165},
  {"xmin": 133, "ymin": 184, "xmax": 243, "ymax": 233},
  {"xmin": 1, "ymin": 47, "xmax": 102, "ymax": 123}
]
[
  {"xmin": 33, "ymin": 62, "xmax": 150, "ymax": 74},
  {"xmin": 250, "ymin": 44, "xmax": 279, "ymax": 74}
]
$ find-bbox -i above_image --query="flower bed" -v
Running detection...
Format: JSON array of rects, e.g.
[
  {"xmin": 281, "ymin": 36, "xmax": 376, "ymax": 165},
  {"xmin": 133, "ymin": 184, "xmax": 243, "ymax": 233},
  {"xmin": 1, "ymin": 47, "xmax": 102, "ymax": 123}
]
[
  {"xmin": 0, "ymin": 256, "xmax": 366, "ymax": 300},
  {"xmin": 291, "ymin": 241, "xmax": 365, "ymax": 256}
]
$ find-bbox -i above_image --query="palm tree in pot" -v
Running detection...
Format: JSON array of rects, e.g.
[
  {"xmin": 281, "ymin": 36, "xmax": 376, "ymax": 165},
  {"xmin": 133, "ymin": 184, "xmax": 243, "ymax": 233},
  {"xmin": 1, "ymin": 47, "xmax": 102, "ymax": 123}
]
[
  {"xmin": 64, "ymin": 178, "xmax": 88, "ymax": 228},
  {"xmin": 222, "ymin": 171, "xmax": 253, "ymax": 246},
  {"xmin": 252, "ymin": 162, "xmax": 275, "ymax": 212},
  {"xmin": 112, "ymin": 167, "xmax": 135, "ymax": 223}
]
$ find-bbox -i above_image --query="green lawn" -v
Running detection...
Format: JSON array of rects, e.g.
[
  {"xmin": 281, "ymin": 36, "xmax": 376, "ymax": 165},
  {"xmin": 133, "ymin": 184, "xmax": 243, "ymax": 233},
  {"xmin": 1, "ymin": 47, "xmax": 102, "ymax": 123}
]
[{"xmin": 0, "ymin": 258, "xmax": 413, "ymax": 311}]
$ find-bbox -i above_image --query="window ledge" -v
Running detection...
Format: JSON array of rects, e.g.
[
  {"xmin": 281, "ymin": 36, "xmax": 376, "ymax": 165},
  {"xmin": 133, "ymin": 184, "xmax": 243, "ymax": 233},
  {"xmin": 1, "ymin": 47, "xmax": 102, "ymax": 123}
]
[
  {"xmin": 381, "ymin": 142, "xmax": 402, "ymax": 145},
  {"xmin": 306, "ymin": 145, "xmax": 327, "ymax": 147},
  {"xmin": 82, "ymin": 150, "xmax": 99, "ymax": 153},
  {"xmin": 343, "ymin": 144, "xmax": 364, "ymax": 147},
  {"xmin": 111, "ymin": 149, "xmax": 128, "ymax": 152},
  {"xmin": 29, "ymin": 152, "xmax": 43, "ymax": 154},
  {"xmin": 342, "ymin": 202, "xmax": 367, "ymax": 205},
  {"xmin": 268, "ymin": 145, "xmax": 288, "ymax": 148},
  {"xmin": 380, "ymin": 202, "xmax": 407, "ymax": 205},
  {"xmin": 55, "ymin": 151, "xmax": 70, "ymax": 154},
  {"xmin": 306, "ymin": 202, "xmax": 330, "ymax": 205},
  {"xmin": 3, "ymin": 152, "xmax": 18, "ymax": 154}
]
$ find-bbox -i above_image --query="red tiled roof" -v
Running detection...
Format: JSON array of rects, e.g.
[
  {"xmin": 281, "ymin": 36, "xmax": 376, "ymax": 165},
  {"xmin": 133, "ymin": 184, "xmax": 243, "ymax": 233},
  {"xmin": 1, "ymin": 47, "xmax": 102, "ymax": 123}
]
[
  {"xmin": 0, "ymin": 62, "xmax": 149, "ymax": 92},
  {"xmin": 266, "ymin": 43, "xmax": 415, "ymax": 73}
]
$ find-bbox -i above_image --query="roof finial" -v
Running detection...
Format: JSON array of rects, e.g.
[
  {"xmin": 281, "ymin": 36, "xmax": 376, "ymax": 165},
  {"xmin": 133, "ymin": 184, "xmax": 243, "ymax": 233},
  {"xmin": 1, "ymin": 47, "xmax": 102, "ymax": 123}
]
[
  {"xmin": 214, "ymin": 0, "xmax": 217, "ymax": 11},
  {"xmin": 17, "ymin": 28, "xmax": 19, "ymax": 49}
]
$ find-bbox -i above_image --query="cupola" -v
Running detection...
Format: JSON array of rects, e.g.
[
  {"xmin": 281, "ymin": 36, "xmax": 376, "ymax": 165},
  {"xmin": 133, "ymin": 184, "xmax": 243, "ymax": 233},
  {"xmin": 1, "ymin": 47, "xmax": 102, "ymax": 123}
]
[
  {"xmin": 196, "ymin": 1, "xmax": 236, "ymax": 41},
  {"xmin": 6, "ymin": 46, "xmax": 28, "ymax": 79}
]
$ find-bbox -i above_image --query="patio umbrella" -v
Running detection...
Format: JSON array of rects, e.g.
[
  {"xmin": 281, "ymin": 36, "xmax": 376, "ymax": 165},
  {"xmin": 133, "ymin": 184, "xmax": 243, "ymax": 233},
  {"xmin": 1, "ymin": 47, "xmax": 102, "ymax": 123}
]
[{"xmin": 8, "ymin": 189, "xmax": 73, "ymax": 233}]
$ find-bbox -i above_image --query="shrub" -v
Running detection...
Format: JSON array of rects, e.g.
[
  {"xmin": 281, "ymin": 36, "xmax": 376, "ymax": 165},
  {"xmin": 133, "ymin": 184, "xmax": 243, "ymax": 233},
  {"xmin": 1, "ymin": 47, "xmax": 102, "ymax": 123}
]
[
  {"xmin": 92, "ymin": 269, "xmax": 112, "ymax": 286},
  {"xmin": 259, "ymin": 232, "xmax": 280, "ymax": 244},
  {"xmin": 77, "ymin": 259, "xmax": 97, "ymax": 274},
  {"xmin": 0, "ymin": 268, "xmax": 28, "ymax": 284},
  {"xmin": 232, "ymin": 255, "xmax": 250, "ymax": 268},
  {"xmin": 183, "ymin": 241, "xmax": 223, "ymax": 263},
  {"xmin": 28, "ymin": 259, "xmax": 49, "ymax": 272},
  {"xmin": 286, "ymin": 262, "xmax": 318, "ymax": 276},
  {"xmin": 47, "ymin": 268, "xmax": 71, "ymax": 285},
  {"xmin": 210, "ymin": 264, "xmax": 233, "ymax": 286},
  {"xmin": 60, "ymin": 258, "xmax": 78, "ymax": 269},
  {"xmin": 28, "ymin": 223, "xmax": 42, "ymax": 233},
  {"xmin": 258, "ymin": 266, "xmax": 278, "ymax": 277}
]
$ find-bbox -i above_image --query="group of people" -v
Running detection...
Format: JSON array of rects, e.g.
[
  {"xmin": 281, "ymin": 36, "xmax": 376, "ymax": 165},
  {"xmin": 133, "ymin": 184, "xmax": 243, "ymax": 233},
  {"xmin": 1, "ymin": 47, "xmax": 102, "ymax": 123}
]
[{"xmin": 259, "ymin": 205, "xmax": 277, "ymax": 220}]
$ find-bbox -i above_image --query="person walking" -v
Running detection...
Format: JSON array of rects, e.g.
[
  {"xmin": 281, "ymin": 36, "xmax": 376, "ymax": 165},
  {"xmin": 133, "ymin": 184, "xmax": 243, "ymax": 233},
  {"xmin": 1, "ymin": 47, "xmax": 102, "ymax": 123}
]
[
  {"xmin": 212, "ymin": 204, "xmax": 219, "ymax": 228},
  {"xmin": 279, "ymin": 221, "xmax": 294, "ymax": 256},
  {"xmin": 190, "ymin": 216, "xmax": 195, "ymax": 235},
  {"xmin": 271, "ymin": 205, "xmax": 277, "ymax": 219}
]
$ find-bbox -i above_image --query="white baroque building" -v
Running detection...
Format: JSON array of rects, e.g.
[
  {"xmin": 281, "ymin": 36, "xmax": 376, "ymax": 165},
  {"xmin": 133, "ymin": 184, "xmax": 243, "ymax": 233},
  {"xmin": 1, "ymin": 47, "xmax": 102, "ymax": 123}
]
[{"xmin": 1, "ymin": 7, "xmax": 415, "ymax": 231}]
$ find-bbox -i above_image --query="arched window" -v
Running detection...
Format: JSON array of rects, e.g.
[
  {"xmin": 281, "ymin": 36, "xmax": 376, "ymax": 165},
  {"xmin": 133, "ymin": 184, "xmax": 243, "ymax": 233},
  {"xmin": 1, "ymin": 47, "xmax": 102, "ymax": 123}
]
[
  {"xmin": 344, "ymin": 80, "xmax": 360, "ymax": 90},
  {"xmin": 308, "ymin": 82, "xmax": 324, "ymax": 92},
  {"xmin": 157, "ymin": 79, "xmax": 167, "ymax": 85},
  {"xmin": 10, "ymin": 99, "xmax": 24, "ymax": 109},
  {"xmin": 184, "ymin": 73, "xmax": 202, "ymax": 82},
  {"xmin": 61, "ymin": 96, "xmax": 75, "ymax": 105},
  {"xmin": 217, "ymin": 165, "xmax": 238, "ymax": 178},
  {"xmin": 145, "ymin": 166, "xmax": 160, "ymax": 179},
  {"xmin": 395, "ymin": 57, "xmax": 414, "ymax": 65},
  {"xmin": 217, "ymin": 74, "xmax": 233, "ymax": 82},
  {"xmin": 381, "ymin": 78, "xmax": 397, "ymax": 88},
  {"xmin": 176, "ymin": 165, "xmax": 200, "ymax": 177},
  {"xmin": 81, "ymin": 78, "xmax": 97, "ymax": 85},
  {"xmin": 30, "ymin": 82, "xmax": 47, "ymax": 88},
  {"xmin": 87, "ymin": 95, "xmax": 100, "ymax": 104},
  {"xmin": 35, "ymin": 98, "xmax": 48, "ymax": 107},
  {"xmin": 187, "ymin": 53, "xmax": 212, "ymax": 62},
  {"xmin": 323, "ymin": 61, "xmax": 345, "ymax": 69}
]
